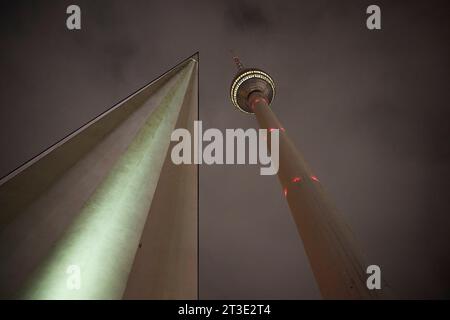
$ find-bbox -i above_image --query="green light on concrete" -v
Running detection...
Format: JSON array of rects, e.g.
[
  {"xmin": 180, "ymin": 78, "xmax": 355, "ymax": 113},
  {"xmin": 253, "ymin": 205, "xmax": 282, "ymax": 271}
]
[{"xmin": 21, "ymin": 61, "xmax": 195, "ymax": 299}]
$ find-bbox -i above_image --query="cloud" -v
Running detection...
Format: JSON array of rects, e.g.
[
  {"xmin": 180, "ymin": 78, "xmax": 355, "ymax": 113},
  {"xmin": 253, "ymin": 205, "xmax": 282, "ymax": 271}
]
[{"xmin": 223, "ymin": 0, "xmax": 272, "ymax": 33}]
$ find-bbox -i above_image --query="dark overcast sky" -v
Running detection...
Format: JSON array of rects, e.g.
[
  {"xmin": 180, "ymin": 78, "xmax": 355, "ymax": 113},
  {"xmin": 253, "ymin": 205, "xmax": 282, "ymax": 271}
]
[{"xmin": 0, "ymin": 0, "xmax": 449, "ymax": 299}]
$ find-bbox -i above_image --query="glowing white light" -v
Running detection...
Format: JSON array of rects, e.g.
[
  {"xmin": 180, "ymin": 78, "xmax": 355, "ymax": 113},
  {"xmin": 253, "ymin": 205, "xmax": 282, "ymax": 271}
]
[{"xmin": 230, "ymin": 70, "xmax": 275, "ymax": 114}]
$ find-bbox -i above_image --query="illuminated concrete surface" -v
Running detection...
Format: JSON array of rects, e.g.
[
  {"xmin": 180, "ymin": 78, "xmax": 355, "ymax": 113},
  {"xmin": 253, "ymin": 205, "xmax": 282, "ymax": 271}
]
[
  {"xmin": 0, "ymin": 55, "xmax": 198, "ymax": 299},
  {"xmin": 250, "ymin": 92, "xmax": 380, "ymax": 299},
  {"xmin": 124, "ymin": 60, "xmax": 198, "ymax": 299}
]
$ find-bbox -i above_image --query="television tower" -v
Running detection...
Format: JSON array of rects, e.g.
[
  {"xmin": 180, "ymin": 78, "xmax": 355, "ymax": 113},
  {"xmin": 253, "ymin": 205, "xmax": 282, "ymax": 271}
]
[{"xmin": 230, "ymin": 54, "xmax": 381, "ymax": 299}]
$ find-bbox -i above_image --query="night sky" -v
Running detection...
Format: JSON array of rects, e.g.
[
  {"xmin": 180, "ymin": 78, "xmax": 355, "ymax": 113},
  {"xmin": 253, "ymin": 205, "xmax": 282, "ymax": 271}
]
[{"xmin": 0, "ymin": 0, "xmax": 449, "ymax": 298}]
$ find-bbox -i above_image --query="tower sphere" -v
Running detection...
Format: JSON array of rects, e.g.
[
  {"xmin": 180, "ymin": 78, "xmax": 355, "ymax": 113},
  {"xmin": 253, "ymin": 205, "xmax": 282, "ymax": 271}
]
[{"xmin": 230, "ymin": 68, "xmax": 275, "ymax": 114}]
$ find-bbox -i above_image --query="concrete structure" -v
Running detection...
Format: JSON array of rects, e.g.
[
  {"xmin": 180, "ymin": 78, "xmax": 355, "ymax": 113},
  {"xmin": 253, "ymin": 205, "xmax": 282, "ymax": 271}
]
[
  {"xmin": 230, "ymin": 56, "xmax": 380, "ymax": 299},
  {"xmin": 0, "ymin": 54, "xmax": 198, "ymax": 299}
]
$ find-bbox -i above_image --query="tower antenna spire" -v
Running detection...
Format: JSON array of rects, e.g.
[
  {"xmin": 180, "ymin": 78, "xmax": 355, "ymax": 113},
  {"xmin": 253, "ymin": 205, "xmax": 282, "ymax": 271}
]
[{"xmin": 230, "ymin": 50, "xmax": 244, "ymax": 71}]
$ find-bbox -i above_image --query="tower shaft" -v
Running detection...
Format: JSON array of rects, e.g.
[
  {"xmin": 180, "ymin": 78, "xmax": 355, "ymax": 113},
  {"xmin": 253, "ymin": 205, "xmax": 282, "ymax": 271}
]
[
  {"xmin": 0, "ymin": 55, "xmax": 198, "ymax": 299},
  {"xmin": 249, "ymin": 92, "xmax": 378, "ymax": 299}
]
